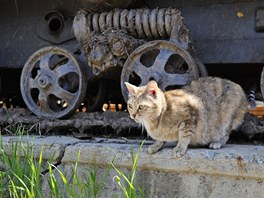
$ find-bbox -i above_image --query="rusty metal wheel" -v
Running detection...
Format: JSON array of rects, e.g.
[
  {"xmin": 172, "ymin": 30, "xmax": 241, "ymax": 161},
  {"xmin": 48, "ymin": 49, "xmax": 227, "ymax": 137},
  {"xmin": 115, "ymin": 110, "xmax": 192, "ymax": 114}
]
[
  {"xmin": 261, "ymin": 67, "xmax": 264, "ymax": 99},
  {"xmin": 193, "ymin": 55, "xmax": 208, "ymax": 77},
  {"xmin": 20, "ymin": 46, "xmax": 87, "ymax": 119},
  {"xmin": 120, "ymin": 40, "xmax": 199, "ymax": 101}
]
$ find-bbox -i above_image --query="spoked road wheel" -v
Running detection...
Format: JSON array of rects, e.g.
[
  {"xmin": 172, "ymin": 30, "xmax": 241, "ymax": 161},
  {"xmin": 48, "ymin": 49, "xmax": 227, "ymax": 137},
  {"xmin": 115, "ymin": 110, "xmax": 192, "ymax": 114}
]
[
  {"xmin": 20, "ymin": 46, "xmax": 87, "ymax": 119},
  {"xmin": 121, "ymin": 40, "xmax": 199, "ymax": 101}
]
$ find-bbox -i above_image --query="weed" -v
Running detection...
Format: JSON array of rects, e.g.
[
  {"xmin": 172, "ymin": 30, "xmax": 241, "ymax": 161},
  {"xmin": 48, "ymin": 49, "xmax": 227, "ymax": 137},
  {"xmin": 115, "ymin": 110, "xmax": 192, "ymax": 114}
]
[
  {"xmin": 112, "ymin": 140, "xmax": 145, "ymax": 198},
  {"xmin": 0, "ymin": 128, "xmax": 49, "ymax": 198},
  {"xmin": 0, "ymin": 126, "xmax": 145, "ymax": 198},
  {"xmin": 48, "ymin": 150, "xmax": 114, "ymax": 198}
]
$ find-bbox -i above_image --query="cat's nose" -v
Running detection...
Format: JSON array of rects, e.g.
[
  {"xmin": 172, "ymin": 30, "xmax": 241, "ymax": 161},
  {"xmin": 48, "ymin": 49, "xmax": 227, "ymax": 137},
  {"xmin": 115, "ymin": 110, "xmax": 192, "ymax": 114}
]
[{"xmin": 132, "ymin": 113, "xmax": 137, "ymax": 119}]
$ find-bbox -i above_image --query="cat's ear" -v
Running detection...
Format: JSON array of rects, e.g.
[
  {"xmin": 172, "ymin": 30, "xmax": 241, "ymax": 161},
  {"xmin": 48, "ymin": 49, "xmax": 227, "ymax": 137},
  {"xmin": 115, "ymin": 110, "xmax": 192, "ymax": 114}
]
[
  {"xmin": 146, "ymin": 81, "xmax": 158, "ymax": 97},
  {"xmin": 124, "ymin": 82, "xmax": 138, "ymax": 95}
]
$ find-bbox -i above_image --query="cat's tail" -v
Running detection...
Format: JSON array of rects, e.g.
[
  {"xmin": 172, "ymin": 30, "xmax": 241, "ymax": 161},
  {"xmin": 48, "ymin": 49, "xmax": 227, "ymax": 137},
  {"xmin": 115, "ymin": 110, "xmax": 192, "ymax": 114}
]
[{"xmin": 247, "ymin": 86, "xmax": 256, "ymax": 109}]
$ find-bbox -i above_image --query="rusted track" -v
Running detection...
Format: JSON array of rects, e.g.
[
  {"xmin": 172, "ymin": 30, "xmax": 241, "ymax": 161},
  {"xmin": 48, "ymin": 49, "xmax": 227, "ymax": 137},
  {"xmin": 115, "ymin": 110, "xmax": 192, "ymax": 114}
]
[{"xmin": 73, "ymin": 8, "xmax": 190, "ymax": 47}]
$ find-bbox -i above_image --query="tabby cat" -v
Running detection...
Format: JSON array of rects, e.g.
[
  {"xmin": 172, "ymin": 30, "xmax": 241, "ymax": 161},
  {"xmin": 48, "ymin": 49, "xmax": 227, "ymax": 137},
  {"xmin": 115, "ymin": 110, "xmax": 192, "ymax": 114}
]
[{"xmin": 125, "ymin": 77, "xmax": 253, "ymax": 157}]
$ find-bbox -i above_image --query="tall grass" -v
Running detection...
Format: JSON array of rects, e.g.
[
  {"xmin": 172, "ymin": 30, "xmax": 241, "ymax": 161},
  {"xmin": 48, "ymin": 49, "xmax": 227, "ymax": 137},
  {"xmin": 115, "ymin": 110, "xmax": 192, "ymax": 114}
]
[
  {"xmin": 0, "ymin": 125, "xmax": 145, "ymax": 198},
  {"xmin": 48, "ymin": 150, "xmax": 113, "ymax": 198},
  {"xmin": 0, "ymin": 130, "xmax": 48, "ymax": 198},
  {"xmin": 112, "ymin": 140, "xmax": 145, "ymax": 198},
  {"xmin": 0, "ymin": 126, "xmax": 113, "ymax": 198}
]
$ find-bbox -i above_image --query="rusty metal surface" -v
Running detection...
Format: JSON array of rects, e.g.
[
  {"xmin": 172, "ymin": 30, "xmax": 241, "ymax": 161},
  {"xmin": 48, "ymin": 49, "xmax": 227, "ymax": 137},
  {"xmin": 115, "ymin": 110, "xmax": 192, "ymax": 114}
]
[
  {"xmin": 20, "ymin": 46, "xmax": 87, "ymax": 119},
  {"xmin": 73, "ymin": 8, "xmax": 189, "ymax": 45},
  {"xmin": 0, "ymin": 107, "xmax": 263, "ymax": 143},
  {"xmin": 73, "ymin": 8, "xmax": 195, "ymax": 77},
  {"xmin": 72, "ymin": 8, "xmax": 203, "ymax": 101},
  {"xmin": 0, "ymin": 108, "xmax": 139, "ymax": 134},
  {"xmin": 84, "ymin": 29, "xmax": 145, "ymax": 76},
  {"xmin": 120, "ymin": 40, "xmax": 199, "ymax": 101}
]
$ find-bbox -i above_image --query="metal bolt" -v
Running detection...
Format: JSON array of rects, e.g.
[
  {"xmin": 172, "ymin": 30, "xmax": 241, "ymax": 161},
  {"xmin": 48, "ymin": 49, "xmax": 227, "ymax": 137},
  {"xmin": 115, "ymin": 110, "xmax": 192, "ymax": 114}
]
[{"xmin": 38, "ymin": 75, "xmax": 51, "ymax": 88}]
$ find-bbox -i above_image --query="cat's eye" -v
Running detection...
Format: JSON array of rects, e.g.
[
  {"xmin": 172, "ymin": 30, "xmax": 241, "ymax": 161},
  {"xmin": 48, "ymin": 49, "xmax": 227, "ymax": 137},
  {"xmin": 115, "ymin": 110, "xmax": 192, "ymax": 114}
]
[
  {"xmin": 138, "ymin": 105, "xmax": 145, "ymax": 110},
  {"xmin": 128, "ymin": 104, "xmax": 133, "ymax": 109}
]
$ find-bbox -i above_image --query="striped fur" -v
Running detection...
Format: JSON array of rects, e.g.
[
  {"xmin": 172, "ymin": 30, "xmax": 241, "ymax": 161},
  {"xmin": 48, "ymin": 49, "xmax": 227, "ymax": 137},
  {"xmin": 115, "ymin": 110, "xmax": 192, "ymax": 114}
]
[{"xmin": 125, "ymin": 77, "xmax": 248, "ymax": 157}]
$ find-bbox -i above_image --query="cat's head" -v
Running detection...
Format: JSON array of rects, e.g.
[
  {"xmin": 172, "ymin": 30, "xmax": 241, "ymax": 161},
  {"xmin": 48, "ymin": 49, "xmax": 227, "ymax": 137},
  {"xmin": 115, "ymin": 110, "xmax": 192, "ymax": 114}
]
[{"xmin": 124, "ymin": 81, "xmax": 165, "ymax": 125}]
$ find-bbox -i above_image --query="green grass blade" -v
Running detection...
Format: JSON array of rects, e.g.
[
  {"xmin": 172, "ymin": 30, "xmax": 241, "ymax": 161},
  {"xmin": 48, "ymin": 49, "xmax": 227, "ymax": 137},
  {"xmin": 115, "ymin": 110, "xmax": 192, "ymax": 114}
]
[
  {"xmin": 96, "ymin": 156, "xmax": 115, "ymax": 196},
  {"xmin": 131, "ymin": 140, "xmax": 145, "ymax": 185},
  {"xmin": 111, "ymin": 162, "xmax": 135, "ymax": 191},
  {"xmin": 113, "ymin": 175, "xmax": 129, "ymax": 198},
  {"xmin": 112, "ymin": 140, "xmax": 145, "ymax": 198},
  {"xmin": 48, "ymin": 164, "xmax": 60, "ymax": 198}
]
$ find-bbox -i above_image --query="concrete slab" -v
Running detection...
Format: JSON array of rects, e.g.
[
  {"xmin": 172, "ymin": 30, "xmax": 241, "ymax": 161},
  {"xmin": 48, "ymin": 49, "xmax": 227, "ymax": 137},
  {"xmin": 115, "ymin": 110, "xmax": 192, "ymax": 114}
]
[
  {"xmin": 62, "ymin": 141, "xmax": 264, "ymax": 179},
  {"xmin": 61, "ymin": 139, "xmax": 264, "ymax": 197},
  {"xmin": 2, "ymin": 136, "xmax": 264, "ymax": 197},
  {"xmin": 1, "ymin": 135, "xmax": 80, "ymax": 164}
]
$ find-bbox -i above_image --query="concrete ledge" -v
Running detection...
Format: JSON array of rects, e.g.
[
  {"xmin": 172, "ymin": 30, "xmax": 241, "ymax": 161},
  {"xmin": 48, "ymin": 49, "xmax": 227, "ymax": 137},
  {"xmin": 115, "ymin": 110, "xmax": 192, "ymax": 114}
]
[
  {"xmin": 1, "ymin": 135, "xmax": 79, "ymax": 164},
  {"xmin": 2, "ymin": 136, "xmax": 264, "ymax": 179},
  {"xmin": 63, "ymin": 141, "xmax": 264, "ymax": 180},
  {"xmin": 2, "ymin": 136, "xmax": 264, "ymax": 197}
]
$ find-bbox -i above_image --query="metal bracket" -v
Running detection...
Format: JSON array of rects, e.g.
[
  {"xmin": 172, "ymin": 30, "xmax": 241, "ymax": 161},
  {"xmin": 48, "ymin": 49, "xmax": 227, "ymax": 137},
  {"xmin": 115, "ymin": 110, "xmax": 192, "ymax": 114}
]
[{"xmin": 36, "ymin": 11, "xmax": 75, "ymax": 44}]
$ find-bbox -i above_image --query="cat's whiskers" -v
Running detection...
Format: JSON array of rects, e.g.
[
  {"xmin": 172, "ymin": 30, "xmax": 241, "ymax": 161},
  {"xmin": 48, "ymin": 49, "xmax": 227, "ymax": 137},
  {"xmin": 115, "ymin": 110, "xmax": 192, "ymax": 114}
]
[
  {"xmin": 141, "ymin": 116, "xmax": 156, "ymax": 131},
  {"xmin": 133, "ymin": 116, "xmax": 147, "ymax": 135},
  {"xmin": 140, "ymin": 123, "xmax": 145, "ymax": 135}
]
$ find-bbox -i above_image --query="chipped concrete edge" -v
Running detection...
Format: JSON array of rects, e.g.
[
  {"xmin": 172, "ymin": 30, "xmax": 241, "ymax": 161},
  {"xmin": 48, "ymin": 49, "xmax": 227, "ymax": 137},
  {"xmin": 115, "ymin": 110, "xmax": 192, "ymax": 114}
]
[{"xmin": 2, "ymin": 135, "xmax": 264, "ymax": 180}]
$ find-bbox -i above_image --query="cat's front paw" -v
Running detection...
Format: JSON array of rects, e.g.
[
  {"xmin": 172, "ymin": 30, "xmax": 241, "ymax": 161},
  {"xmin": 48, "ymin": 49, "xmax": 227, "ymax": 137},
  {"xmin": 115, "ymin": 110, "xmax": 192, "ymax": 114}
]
[
  {"xmin": 147, "ymin": 145, "xmax": 160, "ymax": 154},
  {"xmin": 173, "ymin": 147, "xmax": 187, "ymax": 158},
  {"xmin": 209, "ymin": 142, "xmax": 222, "ymax": 149},
  {"xmin": 147, "ymin": 141, "xmax": 164, "ymax": 154}
]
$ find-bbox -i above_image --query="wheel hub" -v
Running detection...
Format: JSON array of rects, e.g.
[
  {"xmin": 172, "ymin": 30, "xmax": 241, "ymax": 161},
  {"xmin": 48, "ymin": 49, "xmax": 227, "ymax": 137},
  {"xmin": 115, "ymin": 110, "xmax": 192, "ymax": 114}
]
[{"xmin": 37, "ymin": 75, "xmax": 52, "ymax": 89}]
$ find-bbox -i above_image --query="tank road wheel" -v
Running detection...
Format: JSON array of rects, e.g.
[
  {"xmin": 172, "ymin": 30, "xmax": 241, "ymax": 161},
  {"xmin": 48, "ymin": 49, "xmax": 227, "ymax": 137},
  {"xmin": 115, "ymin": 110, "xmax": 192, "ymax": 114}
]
[
  {"xmin": 261, "ymin": 67, "xmax": 264, "ymax": 99},
  {"xmin": 193, "ymin": 55, "xmax": 208, "ymax": 77},
  {"xmin": 121, "ymin": 40, "xmax": 199, "ymax": 101},
  {"xmin": 20, "ymin": 46, "xmax": 87, "ymax": 119}
]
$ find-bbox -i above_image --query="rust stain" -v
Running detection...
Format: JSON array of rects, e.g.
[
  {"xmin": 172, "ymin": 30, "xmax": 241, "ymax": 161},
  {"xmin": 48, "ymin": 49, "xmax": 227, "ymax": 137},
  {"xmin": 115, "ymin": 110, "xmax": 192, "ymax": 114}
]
[{"xmin": 236, "ymin": 156, "xmax": 244, "ymax": 171}]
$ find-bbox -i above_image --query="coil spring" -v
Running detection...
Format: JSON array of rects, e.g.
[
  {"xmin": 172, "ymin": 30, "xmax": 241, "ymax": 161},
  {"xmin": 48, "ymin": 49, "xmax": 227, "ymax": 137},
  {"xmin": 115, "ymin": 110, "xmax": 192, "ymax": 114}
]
[{"xmin": 74, "ymin": 8, "xmax": 187, "ymax": 40}]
